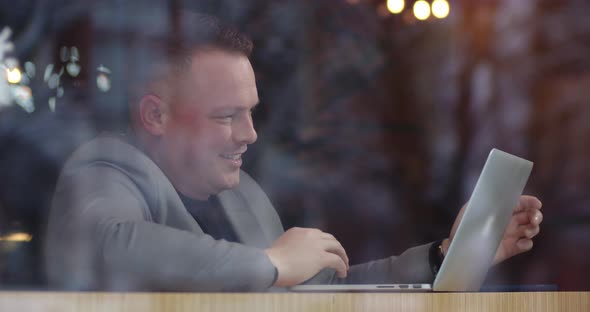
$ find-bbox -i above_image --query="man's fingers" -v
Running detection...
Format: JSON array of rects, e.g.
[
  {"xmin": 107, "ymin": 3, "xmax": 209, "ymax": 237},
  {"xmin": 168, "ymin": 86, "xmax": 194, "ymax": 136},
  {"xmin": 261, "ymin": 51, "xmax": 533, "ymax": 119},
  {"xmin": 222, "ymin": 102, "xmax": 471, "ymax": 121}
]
[
  {"xmin": 322, "ymin": 239, "xmax": 349, "ymax": 269},
  {"xmin": 514, "ymin": 196, "xmax": 542, "ymax": 213},
  {"xmin": 319, "ymin": 232, "xmax": 349, "ymax": 269},
  {"xmin": 519, "ymin": 224, "xmax": 540, "ymax": 238},
  {"xmin": 321, "ymin": 232, "xmax": 337, "ymax": 241},
  {"xmin": 507, "ymin": 224, "xmax": 540, "ymax": 239},
  {"xmin": 0, "ymin": 27, "xmax": 11, "ymax": 41},
  {"xmin": 512, "ymin": 208, "xmax": 542, "ymax": 225},
  {"xmin": 516, "ymin": 238, "xmax": 533, "ymax": 251},
  {"xmin": 321, "ymin": 252, "xmax": 348, "ymax": 278},
  {"xmin": 513, "ymin": 211, "xmax": 531, "ymax": 225},
  {"xmin": 504, "ymin": 223, "xmax": 539, "ymax": 239},
  {"xmin": 530, "ymin": 209, "xmax": 543, "ymax": 225}
]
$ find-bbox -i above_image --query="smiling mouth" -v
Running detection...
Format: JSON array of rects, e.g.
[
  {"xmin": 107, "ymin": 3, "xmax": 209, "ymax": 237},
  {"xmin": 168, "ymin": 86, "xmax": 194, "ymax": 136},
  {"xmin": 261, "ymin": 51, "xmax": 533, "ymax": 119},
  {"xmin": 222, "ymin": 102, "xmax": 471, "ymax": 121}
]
[{"xmin": 220, "ymin": 153, "xmax": 242, "ymax": 160}]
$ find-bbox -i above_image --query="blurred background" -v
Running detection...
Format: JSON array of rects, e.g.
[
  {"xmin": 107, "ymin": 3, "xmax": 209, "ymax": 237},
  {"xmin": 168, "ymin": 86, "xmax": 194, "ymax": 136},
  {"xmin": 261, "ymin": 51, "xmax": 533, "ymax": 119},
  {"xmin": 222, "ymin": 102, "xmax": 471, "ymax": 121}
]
[{"xmin": 0, "ymin": 0, "xmax": 589, "ymax": 290}]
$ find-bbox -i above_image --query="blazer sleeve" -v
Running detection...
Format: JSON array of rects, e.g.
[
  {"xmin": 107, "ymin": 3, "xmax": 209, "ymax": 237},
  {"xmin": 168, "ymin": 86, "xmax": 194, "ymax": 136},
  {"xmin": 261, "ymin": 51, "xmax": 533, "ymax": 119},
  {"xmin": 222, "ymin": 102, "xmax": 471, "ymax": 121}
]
[
  {"xmin": 45, "ymin": 165, "xmax": 277, "ymax": 291},
  {"xmin": 232, "ymin": 170, "xmax": 435, "ymax": 286},
  {"xmin": 303, "ymin": 243, "xmax": 436, "ymax": 285}
]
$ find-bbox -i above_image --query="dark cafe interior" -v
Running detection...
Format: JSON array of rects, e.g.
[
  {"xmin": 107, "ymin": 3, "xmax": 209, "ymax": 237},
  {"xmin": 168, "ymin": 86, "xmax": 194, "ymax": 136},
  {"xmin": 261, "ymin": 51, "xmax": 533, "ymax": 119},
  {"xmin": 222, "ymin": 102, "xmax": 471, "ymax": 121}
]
[{"xmin": 0, "ymin": 0, "xmax": 589, "ymax": 311}]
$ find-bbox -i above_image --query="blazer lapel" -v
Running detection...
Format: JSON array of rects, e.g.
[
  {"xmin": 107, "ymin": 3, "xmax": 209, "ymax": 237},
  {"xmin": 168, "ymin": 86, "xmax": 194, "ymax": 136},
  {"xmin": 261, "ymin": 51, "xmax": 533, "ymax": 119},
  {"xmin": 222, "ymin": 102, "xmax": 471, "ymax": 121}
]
[{"xmin": 217, "ymin": 189, "xmax": 270, "ymax": 249}]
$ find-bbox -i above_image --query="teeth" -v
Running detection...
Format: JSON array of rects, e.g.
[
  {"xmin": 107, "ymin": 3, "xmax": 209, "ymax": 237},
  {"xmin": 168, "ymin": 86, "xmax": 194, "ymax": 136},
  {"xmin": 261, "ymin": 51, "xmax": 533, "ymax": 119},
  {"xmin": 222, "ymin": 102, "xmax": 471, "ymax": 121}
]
[{"xmin": 222, "ymin": 154, "xmax": 241, "ymax": 160}]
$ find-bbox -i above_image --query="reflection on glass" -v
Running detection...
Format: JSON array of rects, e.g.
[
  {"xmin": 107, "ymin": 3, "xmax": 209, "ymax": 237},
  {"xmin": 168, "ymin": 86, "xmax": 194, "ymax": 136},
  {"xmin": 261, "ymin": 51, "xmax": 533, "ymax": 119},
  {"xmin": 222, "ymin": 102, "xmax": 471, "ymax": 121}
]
[
  {"xmin": 96, "ymin": 73, "xmax": 111, "ymax": 92},
  {"xmin": 70, "ymin": 46, "xmax": 80, "ymax": 61},
  {"xmin": 60, "ymin": 46, "xmax": 69, "ymax": 63},
  {"xmin": 11, "ymin": 85, "xmax": 34, "ymax": 113},
  {"xmin": 0, "ymin": 27, "xmax": 14, "ymax": 59},
  {"xmin": 66, "ymin": 62, "xmax": 80, "ymax": 77},
  {"xmin": 48, "ymin": 73, "xmax": 60, "ymax": 89},
  {"xmin": 97, "ymin": 65, "xmax": 111, "ymax": 92},
  {"xmin": 43, "ymin": 64, "xmax": 54, "ymax": 82},
  {"xmin": 24, "ymin": 62, "xmax": 35, "ymax": 78},
  {"xmin": 48, "ymin": 97, "xmax": 56, "ymax": 112}
]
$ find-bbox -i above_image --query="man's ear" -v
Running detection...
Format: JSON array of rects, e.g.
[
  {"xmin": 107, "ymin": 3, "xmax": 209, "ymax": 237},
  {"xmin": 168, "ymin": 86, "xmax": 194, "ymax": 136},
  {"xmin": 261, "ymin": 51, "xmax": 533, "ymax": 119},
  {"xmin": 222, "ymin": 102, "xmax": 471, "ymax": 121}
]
[{"xmin": 138, "ymin": 95, "xmax": 169, "ymax": 136}]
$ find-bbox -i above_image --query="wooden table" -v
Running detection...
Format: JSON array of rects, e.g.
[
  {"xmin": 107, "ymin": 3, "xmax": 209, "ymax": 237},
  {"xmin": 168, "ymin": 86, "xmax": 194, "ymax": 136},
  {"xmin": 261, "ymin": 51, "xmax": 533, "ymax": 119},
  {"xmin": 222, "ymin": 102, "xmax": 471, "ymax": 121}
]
[{"xmin": 0, "ymin": 291, "xmax": 588, "ymax": 311}]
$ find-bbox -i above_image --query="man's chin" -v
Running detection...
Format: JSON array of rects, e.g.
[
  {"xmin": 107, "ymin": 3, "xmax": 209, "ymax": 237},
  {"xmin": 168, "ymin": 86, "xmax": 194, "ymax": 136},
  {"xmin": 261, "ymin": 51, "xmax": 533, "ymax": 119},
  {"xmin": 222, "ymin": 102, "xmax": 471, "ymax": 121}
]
[{"xmin": 218, "ymin": 174, "xmax": 240, "ymax": 191}]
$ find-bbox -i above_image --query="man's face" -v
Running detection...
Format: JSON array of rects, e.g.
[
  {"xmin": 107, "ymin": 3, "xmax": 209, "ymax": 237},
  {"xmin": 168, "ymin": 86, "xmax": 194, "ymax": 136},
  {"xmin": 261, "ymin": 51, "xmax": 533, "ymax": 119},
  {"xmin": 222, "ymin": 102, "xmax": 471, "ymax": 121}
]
[{"xmin": 158, "ymin": 49, "xmax": 259, "ymax": 199}]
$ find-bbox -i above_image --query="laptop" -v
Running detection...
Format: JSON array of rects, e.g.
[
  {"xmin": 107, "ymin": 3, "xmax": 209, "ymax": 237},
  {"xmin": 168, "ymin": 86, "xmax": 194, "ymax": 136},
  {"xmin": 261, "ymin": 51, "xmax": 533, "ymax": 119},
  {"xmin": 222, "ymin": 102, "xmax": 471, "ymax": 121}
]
[{"xmin": 291, "ymin": 149, "xmax": 533, "ymax": 292}]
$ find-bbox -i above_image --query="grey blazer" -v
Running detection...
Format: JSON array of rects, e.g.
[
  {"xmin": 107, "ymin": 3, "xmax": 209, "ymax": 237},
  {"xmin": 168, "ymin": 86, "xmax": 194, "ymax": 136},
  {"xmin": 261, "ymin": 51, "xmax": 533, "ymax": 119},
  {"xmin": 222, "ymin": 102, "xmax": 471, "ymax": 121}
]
[{"xmin": 45, "ymin": 134, "xmax": 435, "ymax": 291}]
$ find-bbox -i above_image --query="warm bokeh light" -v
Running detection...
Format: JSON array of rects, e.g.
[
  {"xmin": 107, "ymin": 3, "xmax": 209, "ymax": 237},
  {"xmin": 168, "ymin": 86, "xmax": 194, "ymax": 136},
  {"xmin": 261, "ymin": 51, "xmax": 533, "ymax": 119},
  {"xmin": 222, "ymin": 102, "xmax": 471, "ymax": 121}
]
[
  {"xmin": 6, "ymin": 67, "xmax": 22, "ymax": 84},
  {"xmin": 387, "ymin": 0, "xmax": 404, "ymax": 14},
  {"xmin": 0, "ymin": 232, "xmax": 32, "ymax": 242},
  {"xmin": 413, "ymin": 0, "xmax": 431, "ymax": 20},
  {"xmin": 432, "ymin": 0, "xmax": 450, "ymax": 19}
]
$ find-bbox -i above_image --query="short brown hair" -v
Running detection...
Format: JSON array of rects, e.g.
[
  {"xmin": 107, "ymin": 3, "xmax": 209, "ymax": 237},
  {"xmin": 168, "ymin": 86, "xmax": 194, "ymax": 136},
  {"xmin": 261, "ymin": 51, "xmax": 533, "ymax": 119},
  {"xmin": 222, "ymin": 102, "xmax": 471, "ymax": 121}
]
[
  {"xmin": 165, "ymin": 12, "xmax": 253, "ymax": 72},
  {"xmin": 129, "ymin": 12, "xmax": 253, "ymax": 128}
]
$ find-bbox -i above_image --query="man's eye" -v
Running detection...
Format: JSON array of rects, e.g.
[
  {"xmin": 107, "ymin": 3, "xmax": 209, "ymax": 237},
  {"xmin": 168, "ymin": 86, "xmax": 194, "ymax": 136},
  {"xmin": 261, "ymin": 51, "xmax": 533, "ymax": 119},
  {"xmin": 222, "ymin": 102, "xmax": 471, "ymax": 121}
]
[{"xmin": 217, "ymin": 115, "xmax": 233, "ymax": 122}]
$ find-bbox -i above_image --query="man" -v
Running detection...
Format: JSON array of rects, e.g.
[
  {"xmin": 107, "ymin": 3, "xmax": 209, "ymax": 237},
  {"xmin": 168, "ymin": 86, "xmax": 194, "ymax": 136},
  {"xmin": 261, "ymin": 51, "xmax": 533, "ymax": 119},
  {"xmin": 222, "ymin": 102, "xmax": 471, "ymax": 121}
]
[{"xmin": 45, "ymin": 15, "xmax": 543, "ymax": 291}]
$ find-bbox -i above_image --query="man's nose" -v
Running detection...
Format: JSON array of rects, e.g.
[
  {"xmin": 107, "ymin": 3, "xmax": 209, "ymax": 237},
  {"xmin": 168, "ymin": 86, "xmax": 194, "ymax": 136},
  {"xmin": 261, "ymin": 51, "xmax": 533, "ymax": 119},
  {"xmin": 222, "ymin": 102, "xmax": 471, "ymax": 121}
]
[{"xmin": 234, "ymin": 114, "xmax": 257, "ymax": 145}]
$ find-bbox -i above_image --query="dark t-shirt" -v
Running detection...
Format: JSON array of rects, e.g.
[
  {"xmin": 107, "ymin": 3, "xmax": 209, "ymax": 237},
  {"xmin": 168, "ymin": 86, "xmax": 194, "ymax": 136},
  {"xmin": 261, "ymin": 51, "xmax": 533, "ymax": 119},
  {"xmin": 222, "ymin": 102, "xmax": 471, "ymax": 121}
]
[
  {"xmin": 178, "ymin": 191, "xmax": 279, "ymax": 286},
  {"xmin": 177, "ymin": 192, "xmax": 240, "ymax": 243}
]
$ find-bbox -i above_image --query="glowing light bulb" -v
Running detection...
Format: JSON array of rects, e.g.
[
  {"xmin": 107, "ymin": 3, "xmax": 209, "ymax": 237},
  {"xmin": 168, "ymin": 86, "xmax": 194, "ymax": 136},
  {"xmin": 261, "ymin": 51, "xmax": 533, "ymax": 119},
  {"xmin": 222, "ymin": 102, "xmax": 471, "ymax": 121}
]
[
  {"xmin": 432, "ymin": 0, "xmax": 450, "ymax": 19},
  {"xmin": 413, "ymin": 0, "xmax": 431, "ymax": 21},
  {"xmin": 0, "ymin": 232, "xmax": 32, "ymax": 242},
  {"xmin": 387, "ymin": 0, "xmax": 404, "ymax": 14},
  {"xmin": 6, "ymin": 67, "xmax": 22, "ymax": 84}
]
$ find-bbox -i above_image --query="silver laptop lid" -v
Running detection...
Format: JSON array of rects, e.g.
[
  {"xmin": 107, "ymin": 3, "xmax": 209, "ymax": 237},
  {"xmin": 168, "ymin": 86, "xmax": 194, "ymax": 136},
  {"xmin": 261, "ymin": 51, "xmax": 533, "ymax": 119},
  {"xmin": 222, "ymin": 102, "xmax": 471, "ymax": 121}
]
[{"xmin": 433, "ymin": 149, "xmax": 533, "ymax": 291}]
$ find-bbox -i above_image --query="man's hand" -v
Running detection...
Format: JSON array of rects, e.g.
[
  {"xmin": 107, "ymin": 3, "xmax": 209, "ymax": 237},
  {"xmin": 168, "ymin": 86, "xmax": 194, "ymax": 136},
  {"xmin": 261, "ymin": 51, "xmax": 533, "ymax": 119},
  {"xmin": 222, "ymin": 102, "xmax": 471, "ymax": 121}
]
[
  {"xmin": 444, "ymin": 195, "xmax": 543, "ymax": 265},
  {"xmin": 265, "ymin": 227, "xmax": 349, "ymax": 287}
]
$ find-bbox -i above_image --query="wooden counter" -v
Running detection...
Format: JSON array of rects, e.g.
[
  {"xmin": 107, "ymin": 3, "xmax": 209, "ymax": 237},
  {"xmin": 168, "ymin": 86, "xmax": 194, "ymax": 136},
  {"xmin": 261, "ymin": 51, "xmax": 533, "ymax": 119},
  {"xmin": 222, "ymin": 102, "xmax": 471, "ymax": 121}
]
[{"xmin": 0, "ymin": 291, "xmax": 588, "ymax": 311}]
